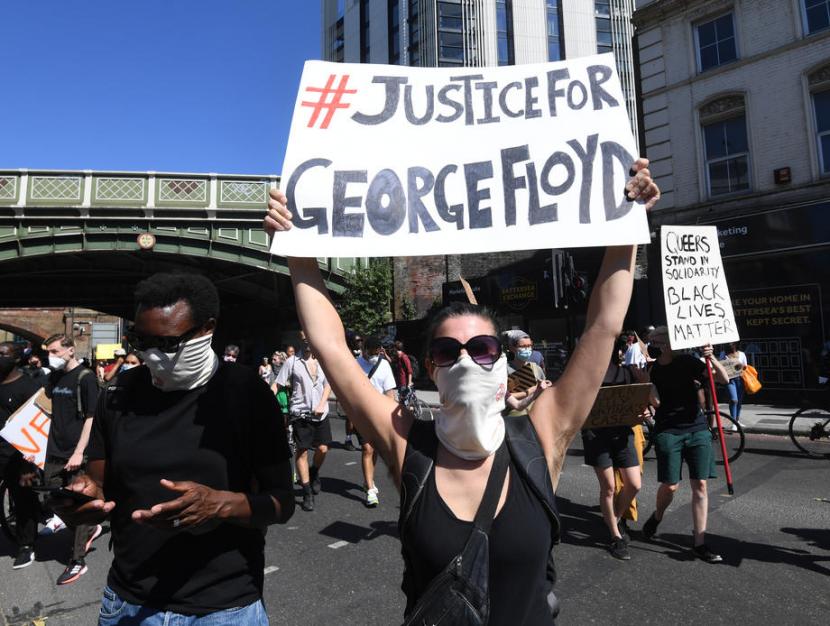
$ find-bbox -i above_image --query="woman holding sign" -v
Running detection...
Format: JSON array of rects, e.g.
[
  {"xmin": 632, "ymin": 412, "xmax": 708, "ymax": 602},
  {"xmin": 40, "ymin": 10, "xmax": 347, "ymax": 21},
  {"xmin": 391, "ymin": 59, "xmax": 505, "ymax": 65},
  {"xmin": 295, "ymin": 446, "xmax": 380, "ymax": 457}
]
[{"xmin": 264, "ymin": 162, "xmax": 659, "ymax": 624}]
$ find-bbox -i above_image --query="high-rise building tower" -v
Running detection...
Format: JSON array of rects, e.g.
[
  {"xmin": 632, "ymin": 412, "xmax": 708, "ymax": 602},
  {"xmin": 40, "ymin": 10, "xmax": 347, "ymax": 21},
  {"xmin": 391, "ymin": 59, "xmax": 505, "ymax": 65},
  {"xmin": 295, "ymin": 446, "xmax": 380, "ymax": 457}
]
[{"xmin": 321, "ymin": 0, "xmax": 638, "ymax": 142}]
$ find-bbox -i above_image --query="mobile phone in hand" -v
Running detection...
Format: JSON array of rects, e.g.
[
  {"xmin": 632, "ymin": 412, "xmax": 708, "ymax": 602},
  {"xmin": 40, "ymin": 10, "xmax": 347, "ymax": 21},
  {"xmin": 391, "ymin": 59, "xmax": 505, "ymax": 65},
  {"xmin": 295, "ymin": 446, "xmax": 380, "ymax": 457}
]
[{"xmin": 31, "ymin": 486, "xmax": 96, "ymax": 504}]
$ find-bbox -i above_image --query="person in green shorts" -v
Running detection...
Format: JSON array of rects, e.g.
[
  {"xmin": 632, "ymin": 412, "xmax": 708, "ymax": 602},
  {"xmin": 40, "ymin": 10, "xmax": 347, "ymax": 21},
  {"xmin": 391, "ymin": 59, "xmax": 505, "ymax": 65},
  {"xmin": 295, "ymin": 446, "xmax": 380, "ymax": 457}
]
[{"xmin": 641, "ymin": 326, "xmax": 729, "ymax": 563}]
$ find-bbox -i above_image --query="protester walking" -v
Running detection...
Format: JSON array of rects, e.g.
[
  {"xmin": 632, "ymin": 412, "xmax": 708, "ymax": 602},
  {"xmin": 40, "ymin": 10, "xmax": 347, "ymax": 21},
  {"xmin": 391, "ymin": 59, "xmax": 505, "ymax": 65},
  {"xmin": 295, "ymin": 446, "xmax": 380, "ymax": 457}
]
[
  {"xmin": 0, "ymin": 341, "xmax": 44, "ymax": 569},
  {"xmin": 41, "ymin": 333, "xmax": 103, "ymax": 585},
  {"xmin": 263, "ymin": 158, "xmax": 659, "ymax": 624},
  {"xmin": 355, "ymin": 336, "xmax": 397, "ymax": 507},
  {"xmin": 641, "ymin": 326, "xmax": 729, "ymax": 563},
  {"xmin": 719, "ymin": 342, "xmax": 747, "ymax": 427},
  {"xmin": 275, "ymin": 333, "xmax": 331, "ymax": 512},
  {"xmin": 53, "ymin": 272, "xmax": 294, "ymax": 624}
]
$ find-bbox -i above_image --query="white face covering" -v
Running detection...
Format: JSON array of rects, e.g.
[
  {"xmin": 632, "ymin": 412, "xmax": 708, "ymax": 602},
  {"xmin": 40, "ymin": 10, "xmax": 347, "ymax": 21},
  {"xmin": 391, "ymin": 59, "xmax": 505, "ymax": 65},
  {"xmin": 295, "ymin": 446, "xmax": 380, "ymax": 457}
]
[
  {"xmin": 140, "ymin": 334, "xmax": 218, "ymax": 392},
  {"xmin": 48, "ymin": 355, "xmax": 68, "ymax": 371},
  {"xmin": 433, "ymin": 353, "xmax": 508, "ymax": 461}
]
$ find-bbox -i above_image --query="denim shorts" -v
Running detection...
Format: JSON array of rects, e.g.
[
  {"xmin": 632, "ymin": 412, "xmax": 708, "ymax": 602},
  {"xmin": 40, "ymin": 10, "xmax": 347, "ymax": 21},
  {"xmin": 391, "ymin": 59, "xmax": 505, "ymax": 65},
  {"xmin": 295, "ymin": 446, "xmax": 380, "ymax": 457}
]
[{"xmin": 98, "ymin": 586, "xmax": 269, "ymax": 626}]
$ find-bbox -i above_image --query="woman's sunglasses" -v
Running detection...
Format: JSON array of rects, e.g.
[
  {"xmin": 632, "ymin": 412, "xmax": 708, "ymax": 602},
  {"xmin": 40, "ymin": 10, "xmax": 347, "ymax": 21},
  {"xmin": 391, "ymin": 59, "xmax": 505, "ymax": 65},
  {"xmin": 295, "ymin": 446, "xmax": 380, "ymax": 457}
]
[
  {"xmin": 124, "ymin": 326, "xmax": 200, "ymax": 354},
  {"xmin": 428, "ymin": 335, "xmax": 502, "ymax": 367}
]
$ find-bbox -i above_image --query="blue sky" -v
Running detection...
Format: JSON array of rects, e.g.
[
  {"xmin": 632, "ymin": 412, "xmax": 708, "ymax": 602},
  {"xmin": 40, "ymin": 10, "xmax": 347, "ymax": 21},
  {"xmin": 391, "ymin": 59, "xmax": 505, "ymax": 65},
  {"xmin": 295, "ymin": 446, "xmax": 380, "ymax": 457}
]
[{"xmin": 0, "ymin": 1, "xmax": 319, "ymax": 175}]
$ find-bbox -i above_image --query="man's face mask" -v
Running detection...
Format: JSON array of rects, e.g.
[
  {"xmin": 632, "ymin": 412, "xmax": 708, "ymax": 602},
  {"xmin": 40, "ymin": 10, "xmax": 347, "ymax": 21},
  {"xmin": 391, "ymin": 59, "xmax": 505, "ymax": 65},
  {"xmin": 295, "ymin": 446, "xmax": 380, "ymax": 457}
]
[{"xmin": 140, "ymin": 334, "xmax": 217, "ymax": 391}]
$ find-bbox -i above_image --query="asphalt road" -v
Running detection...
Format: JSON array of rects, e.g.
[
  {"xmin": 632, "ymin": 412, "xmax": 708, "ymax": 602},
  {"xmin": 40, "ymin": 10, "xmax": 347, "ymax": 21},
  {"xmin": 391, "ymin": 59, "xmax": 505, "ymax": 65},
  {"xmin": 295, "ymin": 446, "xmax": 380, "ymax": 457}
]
[{"xmin": 1, "ymin": 417, "xmax": 828, "ymax": 625}]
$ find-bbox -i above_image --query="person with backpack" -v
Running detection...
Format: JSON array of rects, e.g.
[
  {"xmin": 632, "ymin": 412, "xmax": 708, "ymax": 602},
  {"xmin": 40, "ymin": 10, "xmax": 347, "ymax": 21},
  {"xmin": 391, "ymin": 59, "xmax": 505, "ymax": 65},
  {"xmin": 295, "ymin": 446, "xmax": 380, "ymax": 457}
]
[
  {"xmin": 263, "ymin": 157, "xmax": 659, "ymax": 624},
  {"xmin": 42, "ymin": 333, "xmax": 103, "ymax": 585},
  {"xmin": 388, "ymin": 340, "xmax": 414, "ymax": 395}
]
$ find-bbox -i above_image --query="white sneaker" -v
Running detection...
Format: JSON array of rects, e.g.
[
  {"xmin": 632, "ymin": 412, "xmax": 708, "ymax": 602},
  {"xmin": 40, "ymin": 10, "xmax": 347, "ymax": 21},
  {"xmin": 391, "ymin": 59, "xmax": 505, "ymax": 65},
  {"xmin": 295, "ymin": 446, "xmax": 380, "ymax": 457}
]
[
  {"xmin": 730, "ymin": 422, "xmax": 739, "ymax": 432},
  {"xmin": 39, "ymin": 515, "xmax": 67, "ymax": 536},
  {"xmin": 365, "ymin": 487, "xmax": 379, "ymax": 507}
]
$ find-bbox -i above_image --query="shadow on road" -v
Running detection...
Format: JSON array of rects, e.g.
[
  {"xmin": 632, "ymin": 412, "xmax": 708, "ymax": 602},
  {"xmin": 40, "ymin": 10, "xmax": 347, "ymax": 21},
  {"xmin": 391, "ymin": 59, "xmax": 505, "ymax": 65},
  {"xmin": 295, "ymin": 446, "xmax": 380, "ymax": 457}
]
[
  {"xmin": 319, "ymin": 519, "xmax": 398, "ymax": 545},
  {"xmin": 780, "ymin": 527, "xmax": 830, "ymax": 551},
  {"xmin": 742, "ymin": 447, "xmax": 818, "ymax": 460},
  {"xmin": 556, "ymin": 496, "xmax": 614, "ymax": 551},
  {"xmin": 653, "ymin": 532, "xmax": 830, "ymax": 575}
]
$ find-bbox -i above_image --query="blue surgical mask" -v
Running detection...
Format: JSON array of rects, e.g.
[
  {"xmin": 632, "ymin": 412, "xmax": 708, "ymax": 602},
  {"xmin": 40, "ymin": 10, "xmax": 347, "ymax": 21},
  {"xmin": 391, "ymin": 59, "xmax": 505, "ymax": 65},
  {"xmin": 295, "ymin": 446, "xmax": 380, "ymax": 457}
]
[{"xmin": 516, "ymin": 347, "xmax": 533, "ymax": 361}]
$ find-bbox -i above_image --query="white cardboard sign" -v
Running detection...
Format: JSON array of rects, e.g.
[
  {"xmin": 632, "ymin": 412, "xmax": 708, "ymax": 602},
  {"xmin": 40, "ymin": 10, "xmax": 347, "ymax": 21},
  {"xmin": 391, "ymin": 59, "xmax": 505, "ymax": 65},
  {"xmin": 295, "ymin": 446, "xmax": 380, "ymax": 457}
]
[
  {"xmin": 0, "ymin": 390, "xmax": 51, "ymax": 469},
  {"xmin": 660, "ymin": 225, "xmax": 740, "ymax": 349},
  {"xmin": 273, "ymin": 55, "xmax": 649, "ymax": 258}
]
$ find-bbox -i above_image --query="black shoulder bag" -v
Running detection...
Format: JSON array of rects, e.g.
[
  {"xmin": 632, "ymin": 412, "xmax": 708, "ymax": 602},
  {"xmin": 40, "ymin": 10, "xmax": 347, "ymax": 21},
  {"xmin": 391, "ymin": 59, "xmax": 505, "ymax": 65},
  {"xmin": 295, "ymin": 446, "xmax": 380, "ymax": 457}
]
[{"xmin": 402, "ymin": 442, "xmax": 509, "ymax": 626}]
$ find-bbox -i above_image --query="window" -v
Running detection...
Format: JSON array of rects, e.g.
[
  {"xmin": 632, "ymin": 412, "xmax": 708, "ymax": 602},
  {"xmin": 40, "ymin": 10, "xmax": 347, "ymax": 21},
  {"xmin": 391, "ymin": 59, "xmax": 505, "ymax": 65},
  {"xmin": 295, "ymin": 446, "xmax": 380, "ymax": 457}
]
[
  {"xmin": 388, "ymin": 0, "xmax": 400, "ymax": 64},
  {"xmin": 361, "ymin": 0, "xmax": 370, "ymax": 63},
  {"xmin": 595, "ymin": 1, "xmax": 612, "ymax": 55},
  {"xmin": 438, "ymin": 1, "xmax": 464, "ymax": 66},
  {"xmin": 696, "ymin": 13, "xmax": 737, "ymax": 72},
  {"xmin": 814, "ymin": 90, "xmax": 830, "ymax": 173},
  {"xmin": 703, "ymin": 115, "xmax": 750, "ymax": 196},
  {"xmin": 547, "ymin": 1, "xmax": 563, "ymax": 61},
  {"xmin": 496, "ymin": 0, "xmax": 514, "ymax": 66},
  {"xmin": 409, "ymin": 0, "xmax": 421, "ymax": 66},
  {"xmin": 804, "ymin": 0, "xmax": 830, "ymax": 34}
]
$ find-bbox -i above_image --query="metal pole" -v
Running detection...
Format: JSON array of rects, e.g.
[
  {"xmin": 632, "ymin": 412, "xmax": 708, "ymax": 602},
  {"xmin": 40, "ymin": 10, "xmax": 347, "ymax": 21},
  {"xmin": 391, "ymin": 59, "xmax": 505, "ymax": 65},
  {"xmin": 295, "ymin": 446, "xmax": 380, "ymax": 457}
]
[{"xmin": 706, "ymin": 359, "xmax": 734, "ymax": 495}]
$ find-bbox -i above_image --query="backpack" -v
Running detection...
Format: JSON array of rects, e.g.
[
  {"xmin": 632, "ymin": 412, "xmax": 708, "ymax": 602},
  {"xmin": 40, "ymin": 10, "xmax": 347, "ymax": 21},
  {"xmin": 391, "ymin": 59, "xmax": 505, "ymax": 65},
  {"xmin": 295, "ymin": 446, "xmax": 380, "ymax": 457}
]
[
  {"xmin": 407, "ymin": 354, "xmax": 420, "ymax": 382},
  {"xmin": 399, "ymin": 414, "xmax": 561, "ymax": 621}
]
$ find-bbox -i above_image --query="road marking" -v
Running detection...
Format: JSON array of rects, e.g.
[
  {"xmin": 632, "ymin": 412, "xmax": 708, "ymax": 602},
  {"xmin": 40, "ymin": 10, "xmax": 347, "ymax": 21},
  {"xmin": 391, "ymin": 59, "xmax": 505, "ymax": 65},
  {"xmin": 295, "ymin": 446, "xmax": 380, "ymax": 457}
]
[
  {"xmin": 328, "ymin": 540, "xmax": 350, "ymax": 549},
  {"xmin": 345, "ymin": 461, "xmax": 357, "ymax": 466},
  {"xmin": 264, "ymin": 566, "xmax": 279, "ymax": 575}
]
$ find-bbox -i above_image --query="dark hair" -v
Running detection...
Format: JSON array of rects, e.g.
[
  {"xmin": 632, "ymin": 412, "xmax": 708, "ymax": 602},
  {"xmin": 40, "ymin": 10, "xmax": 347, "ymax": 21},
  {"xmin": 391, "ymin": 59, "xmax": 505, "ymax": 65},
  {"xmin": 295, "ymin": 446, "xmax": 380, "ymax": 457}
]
[
  {"xmin": 426, "ymin": 301, "xmax": 499, "ymax": 342},
  {"xmin": 0, "ymin": 341, "xmax": 24, "ymax": 361},
  {"xmin": 134, "ymin": 273, "xmax": 219, "ymax": 327},
  {"xmin": 224, "ymin": 344, "xmax": 240, "ymax": 356},
  {"xmin": 43, "ymin": 333, "xmax": 74, "ymax": 349},
  {"xmin": 612, "ymin": 334, "xmax": 629, "ymax": 366},
  {"xmin": 363, "ymin": 336, "xmax": 382, "ymax": 352},
  {"xmin": 394, "ymin": 340, "xmax": 404, "ymax": 351}
]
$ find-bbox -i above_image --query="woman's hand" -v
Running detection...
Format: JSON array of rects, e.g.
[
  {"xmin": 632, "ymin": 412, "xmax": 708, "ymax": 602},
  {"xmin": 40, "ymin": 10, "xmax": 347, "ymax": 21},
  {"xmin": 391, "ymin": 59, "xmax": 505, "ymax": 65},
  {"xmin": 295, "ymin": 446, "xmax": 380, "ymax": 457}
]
[
  {"xmin": 264, "ymin": 189, "xmax": 292, "ymax": 236},
  {"xmin": 625, "ymin": 158, "xmax": 660, "ymax": 210}
]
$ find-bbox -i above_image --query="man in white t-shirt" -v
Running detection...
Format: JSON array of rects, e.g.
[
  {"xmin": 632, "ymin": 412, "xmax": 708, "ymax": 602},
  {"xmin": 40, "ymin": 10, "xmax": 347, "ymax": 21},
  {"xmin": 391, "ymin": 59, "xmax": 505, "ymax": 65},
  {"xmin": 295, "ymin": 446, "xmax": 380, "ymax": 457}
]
[
  {"xmin": 275, "ymin": 334, "xmax": 331, "ymax": 512},
  {"xmin": 354, "ymin": 336, "xmax": 396, "ymax": 507}
]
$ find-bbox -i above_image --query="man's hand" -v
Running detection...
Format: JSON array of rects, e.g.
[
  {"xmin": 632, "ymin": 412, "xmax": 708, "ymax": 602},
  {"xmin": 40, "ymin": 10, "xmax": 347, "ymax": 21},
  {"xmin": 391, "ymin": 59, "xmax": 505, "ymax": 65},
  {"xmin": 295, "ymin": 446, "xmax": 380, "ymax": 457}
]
[
  {"xmin": 264, "ymin": 189, "xmax": 292, "ymax": 236},
  {"xmin": 51, "ymin": 473, "xmax": 114, "ymax": 525},
  {"xmin": 626, "ymin": 158, "xmax": 660, "ymax": 210},
  {"xmin": 132, "ymin": 479, "xmax": 227, "ymax": 530},
  {"xmin": 64, "ymin": 451, "xmax": 84, "ymax": 472}
]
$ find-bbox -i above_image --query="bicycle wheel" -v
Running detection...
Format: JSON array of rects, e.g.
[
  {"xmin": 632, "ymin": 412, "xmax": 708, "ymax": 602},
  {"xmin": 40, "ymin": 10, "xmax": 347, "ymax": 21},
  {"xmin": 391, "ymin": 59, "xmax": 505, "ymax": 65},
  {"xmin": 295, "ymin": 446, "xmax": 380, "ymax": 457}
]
[
  {"xmin": 414, "ymin": 396, "xmax": 434, "ymax": 421},
  {"xmin": 711, "ymin": 411, "xmax": 745, "ymax": 463},
  {"xmin": 0, "ymin": 479, "xmax": 18, "ymax": 544},
  {"xmin": 789, "ymin": 406, "xmax": 830, "ymax": 458}
]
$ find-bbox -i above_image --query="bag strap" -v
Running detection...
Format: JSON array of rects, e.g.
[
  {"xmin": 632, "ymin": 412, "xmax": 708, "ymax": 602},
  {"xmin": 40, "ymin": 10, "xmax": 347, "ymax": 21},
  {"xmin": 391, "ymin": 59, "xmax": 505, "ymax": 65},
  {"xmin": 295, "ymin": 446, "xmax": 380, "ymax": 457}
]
[
  {"xmin": 367, "ymin": 357, "xmax": 383, "ymax": 380},
  {"xmin": 472, "ymin": 442, "xmax": 509, "ymax": 534}
]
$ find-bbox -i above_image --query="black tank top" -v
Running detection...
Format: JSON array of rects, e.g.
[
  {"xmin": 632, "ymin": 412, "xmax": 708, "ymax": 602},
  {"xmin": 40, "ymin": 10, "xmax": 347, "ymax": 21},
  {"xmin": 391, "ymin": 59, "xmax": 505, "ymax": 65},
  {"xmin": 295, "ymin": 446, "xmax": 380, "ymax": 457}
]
[{"xmin": 402, "ymin": 459, "xmax": 554, "ymax": 625}]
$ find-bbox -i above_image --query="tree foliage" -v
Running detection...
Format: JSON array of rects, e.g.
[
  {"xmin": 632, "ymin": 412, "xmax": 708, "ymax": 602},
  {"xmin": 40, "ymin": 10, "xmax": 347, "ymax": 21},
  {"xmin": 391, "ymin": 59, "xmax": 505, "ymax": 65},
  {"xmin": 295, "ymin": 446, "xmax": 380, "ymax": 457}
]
[{"xmin": 337, "ymin": 260, "xmax": 392, "ymax": 336}]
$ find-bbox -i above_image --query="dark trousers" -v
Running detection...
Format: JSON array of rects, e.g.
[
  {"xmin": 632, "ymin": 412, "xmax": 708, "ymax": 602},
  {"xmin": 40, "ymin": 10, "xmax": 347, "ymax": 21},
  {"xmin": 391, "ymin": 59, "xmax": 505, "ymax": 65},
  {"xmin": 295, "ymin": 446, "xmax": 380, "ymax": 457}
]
[
  {"xmin": 43, "ymin": 457, "xmax": 92, "ymax": 562},
  {"xmin": 2, "ymin": 458, "xmax": 38, "ymax": 547}
]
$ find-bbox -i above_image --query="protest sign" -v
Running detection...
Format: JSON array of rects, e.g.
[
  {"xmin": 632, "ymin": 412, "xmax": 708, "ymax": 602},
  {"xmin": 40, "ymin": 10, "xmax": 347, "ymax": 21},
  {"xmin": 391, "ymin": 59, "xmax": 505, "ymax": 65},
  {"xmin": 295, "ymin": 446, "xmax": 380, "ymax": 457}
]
[
  {"xmin": 660, "ymin": 225, "xmax": 740, "ymax": 350},
  {"xmin": 719, "ymin": 358, "xmax": 744, "ymax": 379},
  {"xmin": 273, "ymin": 55, "xmax": 649, "ymax": 258},
  {"xmin": 507, "ymin": 362, "xmax": 539, "ymax": 393},
  {"xmin": 583, "ymin": 384, "xmax": 652, "ymax": 430},
  {"xmin": 95, "ymin": 343, "xmax": 122, "ymax": 360},
  {"xmin": 0, "ymin": 389, "xmax": 51, "ymax": 469}
]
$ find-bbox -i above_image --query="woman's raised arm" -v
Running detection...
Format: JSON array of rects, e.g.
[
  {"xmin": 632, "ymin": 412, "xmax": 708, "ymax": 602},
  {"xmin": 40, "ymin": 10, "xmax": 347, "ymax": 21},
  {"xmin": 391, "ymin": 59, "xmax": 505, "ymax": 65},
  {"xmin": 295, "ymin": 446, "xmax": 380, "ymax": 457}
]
[{"xmin": 265, "ymin": 191, "xmax": 411, "ymax": 484}]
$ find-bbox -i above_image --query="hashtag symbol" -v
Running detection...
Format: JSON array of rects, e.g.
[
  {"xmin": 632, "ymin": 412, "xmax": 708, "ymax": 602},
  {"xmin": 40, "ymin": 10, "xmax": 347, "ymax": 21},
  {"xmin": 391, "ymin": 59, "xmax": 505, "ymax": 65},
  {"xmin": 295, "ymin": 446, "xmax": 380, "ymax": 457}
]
[{"xmin": 301, "ymin": 74, "xmax": 357, "ymax": 129}]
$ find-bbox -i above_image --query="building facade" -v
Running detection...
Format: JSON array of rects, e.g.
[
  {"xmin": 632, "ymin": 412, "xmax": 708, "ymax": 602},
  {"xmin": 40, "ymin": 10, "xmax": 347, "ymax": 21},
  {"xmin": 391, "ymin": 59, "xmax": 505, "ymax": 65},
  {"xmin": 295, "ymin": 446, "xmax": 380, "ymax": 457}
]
[
  {"xmin": 321, "ymin": 1, "xmax": 641, "ymax": 349},
  {"xmin": 635, "ymin": 0, "xmax": 830, "ymax": 397}
]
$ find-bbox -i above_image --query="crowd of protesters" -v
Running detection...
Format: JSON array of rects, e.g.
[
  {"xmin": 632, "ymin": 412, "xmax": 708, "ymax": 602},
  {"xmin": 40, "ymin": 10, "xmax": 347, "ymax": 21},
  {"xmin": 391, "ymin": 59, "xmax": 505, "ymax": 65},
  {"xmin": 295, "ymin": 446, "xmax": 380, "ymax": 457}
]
[{"xmin": 0, "ymin": 161, "xmax": 749, "ymax": 623}]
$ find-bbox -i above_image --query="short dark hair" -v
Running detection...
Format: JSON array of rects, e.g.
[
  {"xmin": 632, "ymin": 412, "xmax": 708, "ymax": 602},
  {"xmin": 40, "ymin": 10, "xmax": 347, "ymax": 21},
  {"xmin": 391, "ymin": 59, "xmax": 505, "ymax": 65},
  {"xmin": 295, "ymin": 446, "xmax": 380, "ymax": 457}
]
[
  {"xmin": 426, "ymin": 301, "xmax": 499, "ymax": 342},
  {"xmin": 134, "ymin": 273, "xmax": 219, "ymax": 327},
  {"xmin": 224, "ymin": 344, "xmax": 240, "ymax": 356},
  {"xmin": 43, "ymin": 333, "xmax": 74, "ymax": 349},
  {"xmin": 363, "ymin": 336, "xmax": 382, "ymax": 352}
]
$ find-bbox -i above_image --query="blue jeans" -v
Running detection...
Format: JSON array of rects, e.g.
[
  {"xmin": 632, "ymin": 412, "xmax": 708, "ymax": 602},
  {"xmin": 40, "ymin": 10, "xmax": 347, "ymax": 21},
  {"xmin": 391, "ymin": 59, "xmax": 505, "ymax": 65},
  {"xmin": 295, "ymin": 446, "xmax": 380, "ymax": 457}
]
[
  {"xmin": 98, "ymin": 587, "xmax": 269, "ymax": 626},
  {"xmin": 726, "ymin": 377, "xmax": 744, "ymax": 421}
]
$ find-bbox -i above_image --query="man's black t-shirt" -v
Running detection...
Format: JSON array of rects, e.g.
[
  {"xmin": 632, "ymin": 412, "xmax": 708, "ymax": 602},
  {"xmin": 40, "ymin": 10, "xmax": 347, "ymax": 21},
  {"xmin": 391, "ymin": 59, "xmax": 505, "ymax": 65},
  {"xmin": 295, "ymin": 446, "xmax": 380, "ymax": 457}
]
[
  {"xmin": 650, "ymin": 354, "xmax": 707, "ymax": 434},
  {"xmin": 87, "ymin": 363, "xmax": 291, "ymax": 616},
  {"xmin": 0, "ymin": 373, "xmax": 44, "ymax": 472},
  {"xmin": 46, "ymin": 366, "xmax": 98, "ymax": 459}
]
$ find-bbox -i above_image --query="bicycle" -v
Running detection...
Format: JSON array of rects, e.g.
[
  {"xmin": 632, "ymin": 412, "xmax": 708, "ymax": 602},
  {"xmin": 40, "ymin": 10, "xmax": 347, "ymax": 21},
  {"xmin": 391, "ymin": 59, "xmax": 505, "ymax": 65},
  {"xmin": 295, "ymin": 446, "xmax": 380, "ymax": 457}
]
[
  {"xmin": 399, "ymin": 387, "xmax": 433, "ymax": 421},
  {"xmin": 642, "ymin": 409, "xmax": 745, "ymax": 464},
  {"xmin": 788, "ymin": 404, "xmax": 830, "ymax": 458},
  {"xmin": 0, "ymin": 477, "xmax": 18, "ymax": 543}
]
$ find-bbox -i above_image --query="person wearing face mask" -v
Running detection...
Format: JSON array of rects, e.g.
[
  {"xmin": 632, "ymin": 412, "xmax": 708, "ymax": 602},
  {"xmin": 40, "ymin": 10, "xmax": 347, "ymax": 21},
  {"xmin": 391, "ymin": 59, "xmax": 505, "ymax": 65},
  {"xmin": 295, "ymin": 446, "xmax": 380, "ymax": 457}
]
[
  {"xmin": 504, "ymin": 331, "xmax": 549, "ymax": 417},
  {"xmin": 223, "ymin": 344, "xmax": 240, "ymax": 363},
  {"xmin": 41, "ymin": 333, "xmax": 103, "ymax": 585},
  {"xmin": 263, "ymin": 156, "xmax": 660, "ymax": 624},
  {"xmin": 51, "ymin": 273, "xmax": 294, "ymax": 624},
  {"xmin": 641, "ymin": 326, "xmax": 729, "ymax": 564},
  {"xmin": 354, "ymin": 336, "xmax": 397, "ymax": 507},
  {"xmin": 0, "ymin": 341, "xmax": 44, "ymax": 570}
]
